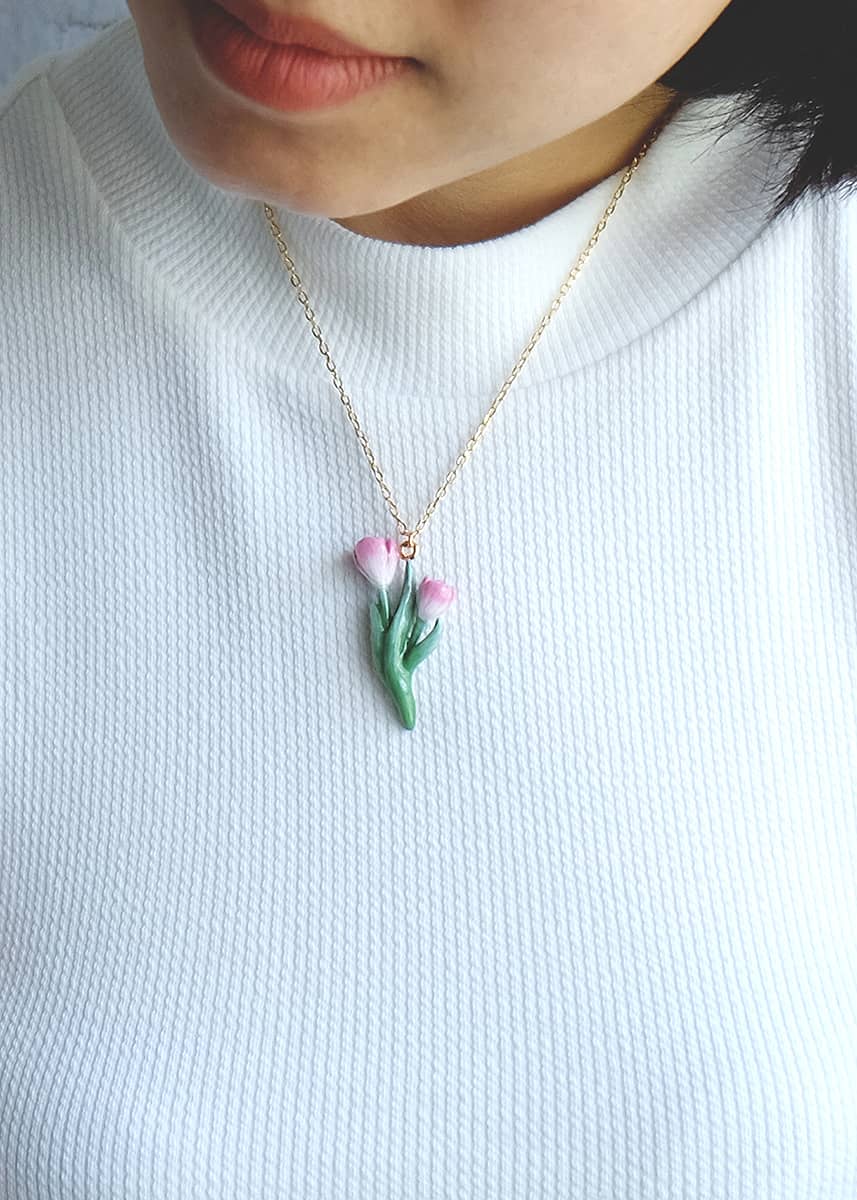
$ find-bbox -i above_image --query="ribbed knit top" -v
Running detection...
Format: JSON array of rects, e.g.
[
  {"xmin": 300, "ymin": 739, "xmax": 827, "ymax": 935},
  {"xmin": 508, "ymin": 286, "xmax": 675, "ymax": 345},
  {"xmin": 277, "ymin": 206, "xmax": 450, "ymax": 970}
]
[{"xmin": 1, "ymin": 17, "xmax": 856, "ymax": 1198}]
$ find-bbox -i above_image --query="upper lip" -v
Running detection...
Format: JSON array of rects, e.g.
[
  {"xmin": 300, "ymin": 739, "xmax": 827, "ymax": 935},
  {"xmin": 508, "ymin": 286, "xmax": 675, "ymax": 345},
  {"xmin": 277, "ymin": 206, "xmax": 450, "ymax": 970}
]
[{"xmin": 211, "ymin": 0, "xmax": 406, "ymax": 57}]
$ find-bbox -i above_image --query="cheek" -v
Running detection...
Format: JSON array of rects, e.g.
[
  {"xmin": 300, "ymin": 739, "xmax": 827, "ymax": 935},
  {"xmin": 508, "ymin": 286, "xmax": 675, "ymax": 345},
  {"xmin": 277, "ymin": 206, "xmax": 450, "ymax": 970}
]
[
  {"xmin": 431, "ymin": 0, "xmax": 640, "ymax": 134},
  {"xmin": 438, "ymin": 0, "xmax": 720, "ymax": 132}
]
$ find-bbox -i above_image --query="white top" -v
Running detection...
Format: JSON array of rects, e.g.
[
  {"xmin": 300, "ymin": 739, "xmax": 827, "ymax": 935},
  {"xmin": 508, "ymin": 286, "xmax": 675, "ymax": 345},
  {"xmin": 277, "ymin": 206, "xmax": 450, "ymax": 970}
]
[{"xmin": 1, "ymin": 17, "xmax": 856, "ymax": 1198}]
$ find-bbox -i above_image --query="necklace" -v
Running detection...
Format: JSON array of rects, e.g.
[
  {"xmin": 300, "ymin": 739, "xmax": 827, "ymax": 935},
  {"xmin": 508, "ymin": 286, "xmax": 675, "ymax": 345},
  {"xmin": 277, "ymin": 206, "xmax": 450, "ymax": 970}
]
[{"xmin": 262, "ymin": 97, "xmax": 684, "ymax": 729}]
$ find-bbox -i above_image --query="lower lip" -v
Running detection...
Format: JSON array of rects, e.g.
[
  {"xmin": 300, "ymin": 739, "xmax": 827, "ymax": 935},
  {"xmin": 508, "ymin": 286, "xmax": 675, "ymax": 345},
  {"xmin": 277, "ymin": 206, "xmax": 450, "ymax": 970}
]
[{"xmin": 188, "ymin": 0, "xmax": 414, "ymax": 112}]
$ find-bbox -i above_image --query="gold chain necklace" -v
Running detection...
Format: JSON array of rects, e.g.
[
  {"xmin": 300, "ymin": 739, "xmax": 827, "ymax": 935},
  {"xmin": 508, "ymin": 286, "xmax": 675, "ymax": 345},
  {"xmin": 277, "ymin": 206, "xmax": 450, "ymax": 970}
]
[{"xmin": 261, "ymin": 98, "xmax": 683, "ymax": 729}]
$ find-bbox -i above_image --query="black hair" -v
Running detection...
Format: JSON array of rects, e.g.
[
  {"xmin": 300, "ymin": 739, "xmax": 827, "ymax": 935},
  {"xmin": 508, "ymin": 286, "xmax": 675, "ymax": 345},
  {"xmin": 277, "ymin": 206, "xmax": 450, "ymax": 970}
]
[{"xmin": 654, "ymin": 0, "xmax": 857, "ymax": 221}]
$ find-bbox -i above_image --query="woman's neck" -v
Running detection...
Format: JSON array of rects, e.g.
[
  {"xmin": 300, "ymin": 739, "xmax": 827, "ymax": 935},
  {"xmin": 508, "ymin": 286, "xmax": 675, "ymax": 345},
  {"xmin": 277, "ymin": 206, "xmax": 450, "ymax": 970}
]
[{"xmin": 332, "ymin": 83, "xmax": 682, "ymax": 247}]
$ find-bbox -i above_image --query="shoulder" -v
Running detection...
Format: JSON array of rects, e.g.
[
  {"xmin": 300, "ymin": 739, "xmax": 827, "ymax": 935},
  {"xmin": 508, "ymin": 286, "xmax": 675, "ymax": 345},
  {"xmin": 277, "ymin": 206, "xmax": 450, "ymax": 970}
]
[
  {"xmin": 804, "ymin": 183, "xmax": 857, "ymax": 348},
  {"xmin": 0, "ymin": 41, "xmax": 110, "ymax": 420},
  {"xmin": 751, "ymin": 177, "xmax": 857, "ymax": 348},
  {"xmin": 803, "ymin": 179, "xmax": 857, "ymax": 260},
  {"xmin": 0, "ymin": 58, "xmax": 64, "ymax": 369},
  {"xmin": 0, "ymin": 51, "xmax": 59, "ymax": 116},
  {"xmin": 0, "ymin": 56, "xmax": 52, "ymax": 165},
  {"xmin": 842, "ymin": 183, "xmax": 857, "ymax": 276},
  {"xmin": 0, "ymin": 50, "xmax": 75, "ymax": 232},
  {"xmin": 0, "ymin": 24, "xmax": 129, "ymax": 212},
  {"xmin": 0, "ymin": 32, "xmax": 119, "ymax": 308},
  {"xmin": 0, "ymin": 48, "xmax": 66, "ymax": 155}
]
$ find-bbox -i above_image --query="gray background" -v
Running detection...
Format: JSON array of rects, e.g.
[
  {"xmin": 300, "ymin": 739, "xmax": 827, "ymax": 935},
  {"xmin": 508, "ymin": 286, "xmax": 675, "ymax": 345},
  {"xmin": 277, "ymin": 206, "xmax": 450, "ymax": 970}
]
[{"xmin": 0, "ymin": 0, "xmax": 124, "ymax": 90}]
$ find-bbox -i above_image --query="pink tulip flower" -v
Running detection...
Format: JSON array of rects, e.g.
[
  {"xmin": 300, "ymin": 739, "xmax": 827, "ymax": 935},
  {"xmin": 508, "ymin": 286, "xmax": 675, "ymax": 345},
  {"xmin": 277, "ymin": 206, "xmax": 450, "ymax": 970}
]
[
  {"xmin": 416, "ymin": 576, "xmax": 457, "ymax": 623},
  {"xmin": 353, "ymin": 536, "xmax": 400, "ymax": 589}
]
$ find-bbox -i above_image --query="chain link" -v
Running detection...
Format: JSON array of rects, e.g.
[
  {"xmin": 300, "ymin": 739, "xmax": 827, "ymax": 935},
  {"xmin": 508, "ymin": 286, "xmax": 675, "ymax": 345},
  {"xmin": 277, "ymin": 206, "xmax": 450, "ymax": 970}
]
[{"xmin": 262, "ymin": 97, "xmax": 684, "ymax": 560}]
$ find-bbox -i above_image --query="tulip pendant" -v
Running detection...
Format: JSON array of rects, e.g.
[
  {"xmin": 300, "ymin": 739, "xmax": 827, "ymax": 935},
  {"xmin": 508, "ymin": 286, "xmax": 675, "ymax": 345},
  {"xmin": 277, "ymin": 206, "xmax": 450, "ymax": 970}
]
[{"xmin": 352, "ymin": 536, "xmax": 457, "ymax": 729}]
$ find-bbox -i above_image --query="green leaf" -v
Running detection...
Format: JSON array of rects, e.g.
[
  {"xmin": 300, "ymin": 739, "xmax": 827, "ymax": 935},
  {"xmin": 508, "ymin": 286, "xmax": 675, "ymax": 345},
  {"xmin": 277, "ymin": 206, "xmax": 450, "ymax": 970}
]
[
  {"xmin": 381, "ymin": 560, "xmax": 419, "ymax": 728},
  {"xmin": 402, "ymin": 618, "xmax": 442, "ymax": 672},
  {"xmin": 369, "ymin": 596, "xmax": 386, "ymax": 679},
  {"xmin": 376, "ymin": 586, "xmax": 390, "ymax": 628},
  {"xmin": 384, "ymin": 559, "xmax": 416, "ymax": 669}
]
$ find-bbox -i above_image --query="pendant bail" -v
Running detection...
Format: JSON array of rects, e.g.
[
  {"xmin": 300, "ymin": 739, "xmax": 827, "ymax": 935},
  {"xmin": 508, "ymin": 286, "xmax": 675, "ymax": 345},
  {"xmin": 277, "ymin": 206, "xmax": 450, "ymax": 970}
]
[{"xmin": 399, "ymin": 531, "xmax": 418, "ymax": 560}]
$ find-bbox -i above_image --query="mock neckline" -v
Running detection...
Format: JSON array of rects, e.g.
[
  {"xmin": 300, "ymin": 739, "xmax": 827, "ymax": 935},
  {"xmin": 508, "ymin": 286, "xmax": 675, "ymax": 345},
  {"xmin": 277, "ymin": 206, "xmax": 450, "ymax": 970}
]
[{"xmin": 48, "ymin": 16, "xmax": 796, "ymax": 399}]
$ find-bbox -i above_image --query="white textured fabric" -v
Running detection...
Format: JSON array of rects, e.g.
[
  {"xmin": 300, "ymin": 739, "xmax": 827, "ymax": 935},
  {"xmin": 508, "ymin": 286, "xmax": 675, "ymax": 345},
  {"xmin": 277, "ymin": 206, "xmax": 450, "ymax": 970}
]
[
  {"xmin": 0, "ymin": 0, "xmax": 122, "ymax": 93},
  {"xmin": 1, "ymin": 18, "xmax": 856, "ymax": 1199}
]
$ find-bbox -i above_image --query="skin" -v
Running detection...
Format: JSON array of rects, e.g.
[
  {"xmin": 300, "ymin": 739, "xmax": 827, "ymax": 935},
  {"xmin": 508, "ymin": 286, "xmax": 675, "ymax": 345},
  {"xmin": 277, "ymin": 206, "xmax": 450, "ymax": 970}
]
[{"xmin": 126, "ymin": 0, "xmax": 733, "ymax": 247}]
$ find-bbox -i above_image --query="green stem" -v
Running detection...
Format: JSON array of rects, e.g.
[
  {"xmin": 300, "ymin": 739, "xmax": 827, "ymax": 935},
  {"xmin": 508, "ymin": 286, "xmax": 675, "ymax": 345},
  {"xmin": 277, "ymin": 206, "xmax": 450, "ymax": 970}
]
[
  {"xmin": 389, "ymin": 675, "xmax": 416, "ymax": 729},
  {"xmin": 369, "ymin": 596, "xmax": 386, "ymax": 679},
  {"xmin": 376, "ymin": 586, "xmax": 390, "ymax": 627},
  {"xmin": 382, "ymin": 560, "xmax": 418, "ymax": 729},
  {"xmin": 406, "ymin": 616, "xmax": 427, "ymax": 651},
  {"xmin": 402, "ymin": 618, "xmax": 442, "ymax": 672}
]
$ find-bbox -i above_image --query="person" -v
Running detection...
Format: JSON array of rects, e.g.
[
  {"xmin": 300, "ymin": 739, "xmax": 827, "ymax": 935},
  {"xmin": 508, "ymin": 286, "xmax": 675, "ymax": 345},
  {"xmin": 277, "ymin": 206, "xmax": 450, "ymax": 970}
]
[{"xmin": 0, "ymin": 0, "xmax": 855, "ymax": 1195}]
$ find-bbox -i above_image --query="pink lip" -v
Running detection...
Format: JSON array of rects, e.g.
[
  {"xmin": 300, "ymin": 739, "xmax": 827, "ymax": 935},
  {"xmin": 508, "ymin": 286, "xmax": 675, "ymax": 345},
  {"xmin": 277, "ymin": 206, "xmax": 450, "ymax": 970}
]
[
  {"xmin": 188, "ymin": 0, "xmax": 415, "ymax": 111},
  {"xmin": 210, "ymin": 0, "xmax": 404, "ymax": 57}
]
